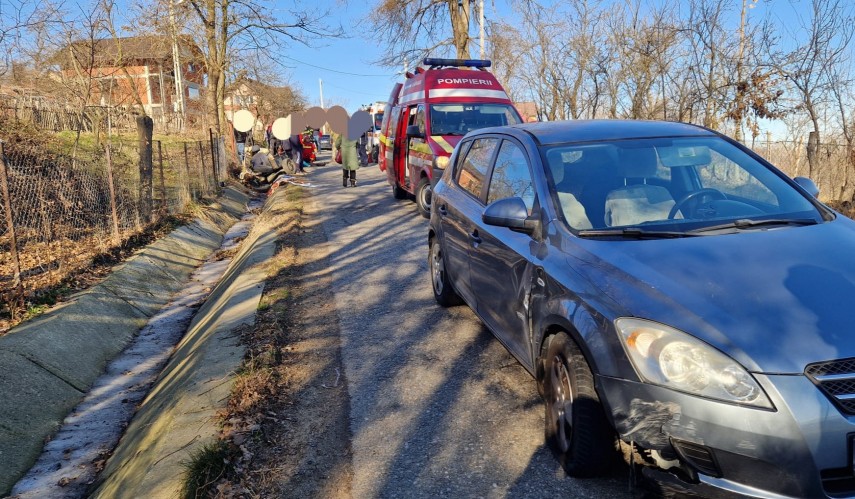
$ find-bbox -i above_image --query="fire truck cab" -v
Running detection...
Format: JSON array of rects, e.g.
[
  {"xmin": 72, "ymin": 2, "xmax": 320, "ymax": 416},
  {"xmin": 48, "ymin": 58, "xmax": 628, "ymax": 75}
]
[{"xmin": 378, "ymin": 58, "xmax": 522, "ymax": 217}]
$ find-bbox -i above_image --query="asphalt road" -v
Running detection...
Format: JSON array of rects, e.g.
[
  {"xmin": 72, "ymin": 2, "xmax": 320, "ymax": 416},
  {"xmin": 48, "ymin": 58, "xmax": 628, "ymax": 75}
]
[{"xmin": 303, "ymin": 157, "xmax": 643, "ymax": 498}]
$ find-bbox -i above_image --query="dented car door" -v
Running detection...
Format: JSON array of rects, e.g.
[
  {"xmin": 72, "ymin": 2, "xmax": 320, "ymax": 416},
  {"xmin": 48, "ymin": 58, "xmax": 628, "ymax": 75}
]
[{"xmin": 468, "ymin": 138, "xmax": 539, "ymax": 367}]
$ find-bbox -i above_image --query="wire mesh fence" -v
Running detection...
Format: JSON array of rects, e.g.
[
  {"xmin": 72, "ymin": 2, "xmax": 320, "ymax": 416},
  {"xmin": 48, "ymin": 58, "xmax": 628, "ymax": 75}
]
[
  {"xmin": 0, "ymin": 93, "xmax": 200, "ymax": 135},
  {"xmin": 751, "ymin": 140, "xmax": 855, "ymax": 203},
  {"xmin": 0, "ymin": 134, "xmax": 223, "ymax": 324}
]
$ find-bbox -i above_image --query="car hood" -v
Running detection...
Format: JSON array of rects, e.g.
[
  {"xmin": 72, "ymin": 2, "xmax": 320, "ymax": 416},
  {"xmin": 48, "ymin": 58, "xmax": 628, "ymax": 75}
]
[{"xmin": 571, "ymin": 218, "xmax": 855, "ymax": 374}]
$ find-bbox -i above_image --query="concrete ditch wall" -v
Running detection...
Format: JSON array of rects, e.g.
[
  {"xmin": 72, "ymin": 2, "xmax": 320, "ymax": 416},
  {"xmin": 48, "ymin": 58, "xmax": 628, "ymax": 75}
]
[
  {"xmin": 0, "ymin": 186, "xmax": 249, "ymax": 495},
  {"xmin": 89, "ymin": 186, "xmax": 285, "ymax": 498}
]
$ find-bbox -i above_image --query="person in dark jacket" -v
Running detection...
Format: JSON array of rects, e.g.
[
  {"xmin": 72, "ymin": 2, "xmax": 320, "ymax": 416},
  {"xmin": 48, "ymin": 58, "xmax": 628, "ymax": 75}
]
[
  {"xmin": 357, "ymin": 130, "xmax": 369, "ymax": 166},
  {"xmin": 288, "ymin": 133, "xmax": 306, "ymax": 173},
  {"xmin": 234, "ymin": 128, "xmax": 248, "ymax": 162}
]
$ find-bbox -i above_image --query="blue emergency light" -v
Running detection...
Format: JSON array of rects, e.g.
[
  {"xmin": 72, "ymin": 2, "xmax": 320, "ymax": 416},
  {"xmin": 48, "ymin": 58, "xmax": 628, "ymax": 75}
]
[{"xmin": 423, "ymin": 58, "xmax": 492, "ymax": 69}]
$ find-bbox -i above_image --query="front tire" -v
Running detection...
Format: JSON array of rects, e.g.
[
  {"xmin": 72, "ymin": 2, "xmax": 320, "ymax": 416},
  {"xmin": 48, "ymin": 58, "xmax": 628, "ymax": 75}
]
[
  {"xmin": 543, "ymin": 333, "xmax": 616, "ymax": 477},
  {"xmin": 429, "ymin": 237, "xmax": 462, "ymax": 307},
  {"xmin": 416, "ymin": 177, "xmax": 432, "ymax": 218}
]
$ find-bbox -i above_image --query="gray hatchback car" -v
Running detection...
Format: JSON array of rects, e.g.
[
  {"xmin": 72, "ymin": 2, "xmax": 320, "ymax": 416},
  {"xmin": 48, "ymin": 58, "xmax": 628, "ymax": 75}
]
[{"xmin": 428, "ymin": 120, "xmax": 855, "ymax": 497}]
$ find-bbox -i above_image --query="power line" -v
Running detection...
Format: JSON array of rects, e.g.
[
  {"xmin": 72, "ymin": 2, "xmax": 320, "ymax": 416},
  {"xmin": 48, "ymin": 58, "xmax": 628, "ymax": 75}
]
[
  {"xmin": 323, "ymin": 81, "xmax": 384, "ymax": 97},
  {"xmin": 282, "ymin": 55, "xmax": 394, "ymax": 77}
]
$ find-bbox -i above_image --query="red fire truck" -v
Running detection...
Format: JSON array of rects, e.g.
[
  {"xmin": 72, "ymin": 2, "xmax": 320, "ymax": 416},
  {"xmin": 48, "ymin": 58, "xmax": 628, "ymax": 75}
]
[{"xmin": 378, "ymin": 58, "xmax": 522, "ymax": 218}]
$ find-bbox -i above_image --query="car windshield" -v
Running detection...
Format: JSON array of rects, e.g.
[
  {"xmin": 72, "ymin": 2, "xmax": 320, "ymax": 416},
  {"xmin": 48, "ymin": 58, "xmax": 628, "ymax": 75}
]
[
  {"xmin": 542, "ymin": 137, "xmax": 824, "ymax": 234},
  {"xmin": 429, "ymin": 103, "xmax": 521, "ymax": 136}
]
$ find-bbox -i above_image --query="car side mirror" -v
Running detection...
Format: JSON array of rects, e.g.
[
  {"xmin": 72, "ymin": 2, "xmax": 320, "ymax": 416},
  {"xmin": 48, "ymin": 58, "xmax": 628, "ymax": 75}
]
[
  {"xmin": 406, "ymin": 125, "xmax": 424, "ymax": 139},
  {"xmin": 483, "ymin": 197, "xmax": 539, "ymax": 235},
  {"xmin": 794, "ymin": 176, "xmax": 820, "ymax": 198}
]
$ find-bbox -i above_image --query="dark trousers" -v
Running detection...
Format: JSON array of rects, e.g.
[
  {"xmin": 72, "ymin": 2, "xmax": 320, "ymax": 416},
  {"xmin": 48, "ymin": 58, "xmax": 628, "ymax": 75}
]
[{"xmin": 342, "ymin": 169, "xmax": 356, "ymax": 186}]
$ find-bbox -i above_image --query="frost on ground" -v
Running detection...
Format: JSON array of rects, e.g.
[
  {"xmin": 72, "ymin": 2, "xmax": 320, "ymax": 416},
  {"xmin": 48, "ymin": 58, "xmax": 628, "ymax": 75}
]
[{"xmin": 10, "ymin": 200, "xmax": 261, "ymax": 499}]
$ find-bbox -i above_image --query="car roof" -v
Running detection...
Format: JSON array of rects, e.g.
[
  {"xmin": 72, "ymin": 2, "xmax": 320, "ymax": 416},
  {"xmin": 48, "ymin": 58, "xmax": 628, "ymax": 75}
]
[{"xmin": 473, "ymin": 120, "xmax": 717, "ymax": 145}]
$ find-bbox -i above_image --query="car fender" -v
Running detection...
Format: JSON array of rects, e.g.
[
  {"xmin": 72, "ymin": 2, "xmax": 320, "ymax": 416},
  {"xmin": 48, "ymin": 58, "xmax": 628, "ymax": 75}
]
[{"xmin": 533, "ymin": 287, "xmax": 635, "ymax": 382}]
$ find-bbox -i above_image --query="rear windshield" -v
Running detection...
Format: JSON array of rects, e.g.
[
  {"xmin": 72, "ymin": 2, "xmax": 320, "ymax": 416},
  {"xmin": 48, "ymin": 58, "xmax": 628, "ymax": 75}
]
[{"xmin": 429, "ymin": 104, "xmax": 521, "ymax": 136}]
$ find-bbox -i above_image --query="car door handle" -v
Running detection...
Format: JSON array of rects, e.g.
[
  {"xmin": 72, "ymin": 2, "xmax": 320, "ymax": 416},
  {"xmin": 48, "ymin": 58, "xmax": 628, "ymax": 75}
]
[
  {"xmin": 469, "ymin": 230, "xmax": 482, "ymax": 245},
  {"xmin": 438, "ymin": 204, "xmax": 448, "ymax": 217}
]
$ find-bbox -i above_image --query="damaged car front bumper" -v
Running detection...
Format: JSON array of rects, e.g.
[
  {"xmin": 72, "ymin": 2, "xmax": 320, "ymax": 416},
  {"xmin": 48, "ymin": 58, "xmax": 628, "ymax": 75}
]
[{"xmin": 599, "ymin": 373, "xmax": 855, "ymax": 498}]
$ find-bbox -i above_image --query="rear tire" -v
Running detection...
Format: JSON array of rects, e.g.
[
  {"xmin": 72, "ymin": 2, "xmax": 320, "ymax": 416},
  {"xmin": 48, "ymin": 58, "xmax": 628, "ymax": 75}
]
[
  {"xmin": 429, "ymin": 237, "xmax": 462, "ymax": 307},
  {"xmin": 543, "ymin": 332, "xmax": 616, "ymax": 477},
  {"xmin": 416, "ymin": 177, "xmax": 432, "ymax": 218}
]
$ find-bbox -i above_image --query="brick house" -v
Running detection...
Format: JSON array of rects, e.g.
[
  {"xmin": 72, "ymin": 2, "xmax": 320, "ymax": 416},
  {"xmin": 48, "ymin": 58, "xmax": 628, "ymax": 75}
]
[{"xmin": 56, "ymin": 35, "xmax": 205, "ymax": 119}]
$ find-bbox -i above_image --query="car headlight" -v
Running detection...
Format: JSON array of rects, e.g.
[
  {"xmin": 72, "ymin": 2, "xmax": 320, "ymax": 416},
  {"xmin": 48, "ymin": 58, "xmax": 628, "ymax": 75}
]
[{"xmin": 615, "ymin": 318, "xmax": 773, "ymax": 409}]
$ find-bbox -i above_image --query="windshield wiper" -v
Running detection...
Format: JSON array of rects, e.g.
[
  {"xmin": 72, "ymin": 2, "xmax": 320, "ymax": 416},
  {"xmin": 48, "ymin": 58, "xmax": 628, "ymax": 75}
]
[
  {"xmin": 577, "ymin": 227, "xmax": 702, "ymax": 239},
  {"xmin": 689, "ymin": 218, "xmax": 819, "ymax": 233}
]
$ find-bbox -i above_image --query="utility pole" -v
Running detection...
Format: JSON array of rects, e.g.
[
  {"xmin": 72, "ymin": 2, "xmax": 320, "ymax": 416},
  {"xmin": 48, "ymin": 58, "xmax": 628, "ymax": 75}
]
[
  {"xmin": 169, "ymin": 0, "xmax": 186, "ymax": 129},
  {"xmin": 479, "ymin": 0, "xmax": 485, "ymax": 60},
  {"xmin": 319, "ymin": 78, "xmax": 325, "ymax": 108}
]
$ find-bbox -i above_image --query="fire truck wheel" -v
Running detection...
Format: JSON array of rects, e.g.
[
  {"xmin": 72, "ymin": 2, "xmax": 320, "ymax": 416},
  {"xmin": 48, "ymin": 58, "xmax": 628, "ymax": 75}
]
[
  {"xmin": 392, "ymin": 182, "xmax": 408, "ymax": 200},
  {"xmin": 416, "ymin": 177, "xmax": 432, "ymax": 218}
]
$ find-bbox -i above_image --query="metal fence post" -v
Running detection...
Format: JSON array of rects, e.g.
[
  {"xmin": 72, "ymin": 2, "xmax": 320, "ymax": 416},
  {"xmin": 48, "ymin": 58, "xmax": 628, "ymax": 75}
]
[
  {"xmin": 197, "ymin": 140, "xmax": 208, "ymax": 194},
  {"xmin": 182, "ymin": 142, "xmax": 192, "ymax": 205},
  {"xmin": 0, "ymin": 142, "xmax": 24, "ymax": 316},
  {"xmin": 157, "ymin": 141, "xmax": 167, "ymax": 215},
  {"xmin": 208, "ymin": 128, "xmax": 219, "ymax": 186},
  {"xmin": 104, "ymin": 142, "xmax": 121, "ymax": 245}
]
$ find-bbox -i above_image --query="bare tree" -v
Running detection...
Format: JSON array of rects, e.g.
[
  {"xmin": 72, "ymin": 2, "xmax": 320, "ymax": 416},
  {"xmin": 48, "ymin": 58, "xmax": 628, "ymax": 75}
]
[
  {"xmin": 765, "ymin": 0, "xmax": 855, "ymax": 177},
  {"xmin": 179, "ymin": 0, "xmax": 340, "ymax": 137},
  {"xmin": 369, "ymin": 0, "xmax": 481, "ymax": 67}
]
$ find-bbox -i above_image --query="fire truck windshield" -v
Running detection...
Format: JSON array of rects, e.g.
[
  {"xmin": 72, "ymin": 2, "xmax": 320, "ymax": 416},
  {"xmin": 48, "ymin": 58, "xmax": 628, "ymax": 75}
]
[{"xmin": 428, "ymin": 104, "xmax": 521, "ymax": 136}]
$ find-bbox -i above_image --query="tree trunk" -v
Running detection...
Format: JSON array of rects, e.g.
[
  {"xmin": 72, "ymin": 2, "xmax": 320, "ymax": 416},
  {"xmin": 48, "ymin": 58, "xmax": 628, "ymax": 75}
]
[
  {"xmin": 806, "ymin": 129, "xmax": 819, "ymax": 180},
  {"xmin": 447, "ymin": 0, "xmax": 471, "ymax": 59},
  {"xmin": 137, "ymin": 115, "xmax": 154, "ymax": 224}
]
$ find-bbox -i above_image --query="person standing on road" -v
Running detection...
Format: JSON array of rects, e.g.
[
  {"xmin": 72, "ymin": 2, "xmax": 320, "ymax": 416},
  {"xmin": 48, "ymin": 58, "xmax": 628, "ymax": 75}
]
[
  {"xmin": 288, "ymin": 133, "xmax": 307, "ymax": 174},
  {"xmin": 357, "ymin": 129, "xmax": 369, "ymax": 167},
  {"xmin": 335, "ymin": 133, "xmax": 360, "ymax": 187}
]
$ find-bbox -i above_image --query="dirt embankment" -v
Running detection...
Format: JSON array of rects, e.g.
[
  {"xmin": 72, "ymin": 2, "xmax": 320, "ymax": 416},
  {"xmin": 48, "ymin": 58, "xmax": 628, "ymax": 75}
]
[{"xmin": 207, "ymin": 186, "xmax": 353, "ymax": 498}]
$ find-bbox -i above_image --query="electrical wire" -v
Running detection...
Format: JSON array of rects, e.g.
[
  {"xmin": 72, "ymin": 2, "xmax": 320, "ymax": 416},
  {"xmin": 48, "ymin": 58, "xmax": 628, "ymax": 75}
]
[{"xmin": 282, "ymin": 55, "xmax": 395, "ymax": 77}]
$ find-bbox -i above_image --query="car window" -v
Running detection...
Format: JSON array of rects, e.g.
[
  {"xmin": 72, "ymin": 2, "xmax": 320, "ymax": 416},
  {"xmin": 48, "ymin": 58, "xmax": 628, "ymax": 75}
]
[
  {"xmin": 541, "ymin": 137, "xmax": 821, "ymax": 233},
  {"xmin": 430, "ymin": 104, "xmax": 522, "ymax": 135},
  {"xmin": 695, "ymin": 150, "xmax": 777, "ymax": 205},
  {"xmin": 456, "ymin": 138, "xmax": 499, "ymax": 199},
  {"xmin": 487, "ymin": 140, "xmax": 535, "ymax": 214}
]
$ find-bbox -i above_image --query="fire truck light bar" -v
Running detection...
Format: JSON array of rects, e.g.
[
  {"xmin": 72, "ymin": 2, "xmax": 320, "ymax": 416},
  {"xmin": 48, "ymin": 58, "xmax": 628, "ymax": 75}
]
[{"xmin": 423, "ymin": 58, "xmax": 492, "ymax": 69}]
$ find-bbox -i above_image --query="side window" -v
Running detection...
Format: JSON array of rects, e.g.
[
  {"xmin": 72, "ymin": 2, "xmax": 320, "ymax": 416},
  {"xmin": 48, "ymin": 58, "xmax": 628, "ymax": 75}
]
[
  {"xmin": 452, "ymin": 140, "xmax": 473, "ymax": 175},
  {"xmin": 456, "ymin": 138, "xmax": 499, "ymax": 199},
  {"xmin": 407, "ymin": 104, "xmax": 425, "ymax": 131},
  {"xmin": 487, "ymin": 140, "xmax": 535, "ymax": 213},
  {"xmin": 415, "ymin": 105, "xmax": 425, "ymax": 134}
]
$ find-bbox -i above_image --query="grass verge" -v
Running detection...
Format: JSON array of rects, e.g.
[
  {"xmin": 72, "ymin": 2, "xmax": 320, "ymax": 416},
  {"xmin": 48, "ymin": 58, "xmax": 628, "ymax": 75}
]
[{"xmin": 181, "ymin": 440, "xmax": 239, "ymax": 499}]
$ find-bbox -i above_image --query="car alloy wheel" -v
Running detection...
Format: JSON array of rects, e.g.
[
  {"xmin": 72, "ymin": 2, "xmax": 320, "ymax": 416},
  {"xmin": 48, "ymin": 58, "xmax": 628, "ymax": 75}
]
[
  {"xmin": 549, "ymin": 357, "xmax": 574, "ymax": 454},
  {"xmin": 543, "ymin": 332, "xmax": 615, "ymax": 477},
  {"xmin": 429, "ymin": 237, "xmax": 462, "ymax": 307}
]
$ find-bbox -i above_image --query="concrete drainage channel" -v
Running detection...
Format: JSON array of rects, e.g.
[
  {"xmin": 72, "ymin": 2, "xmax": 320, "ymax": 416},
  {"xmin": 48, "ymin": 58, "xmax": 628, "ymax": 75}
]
[{"xmin": 0, "ymin": 184, "xmax": 281, "ymax": 498}]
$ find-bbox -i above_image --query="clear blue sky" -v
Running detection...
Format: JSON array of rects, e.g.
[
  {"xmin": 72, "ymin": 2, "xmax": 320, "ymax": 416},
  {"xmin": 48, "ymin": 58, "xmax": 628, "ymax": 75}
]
[
  {"xmin": 274, "ymin": 0, "xmax": 515, "ymax": 114},
  {"xmin": 278, "ymin": 0, "xmax": 399, "ymax": 114},
  {"xmin": 280, "ymin": 0, "xmax": 803, "ymax": 115},
  {"xmin": 98, "ymin": 0, "xmax": 808, "ymax": 119}
]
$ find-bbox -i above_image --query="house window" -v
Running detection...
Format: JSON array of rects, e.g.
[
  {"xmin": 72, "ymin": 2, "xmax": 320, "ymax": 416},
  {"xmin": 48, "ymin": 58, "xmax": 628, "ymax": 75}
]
[
  {"xmin": 188, "ymin": 85, "xmax": 200, "ymax": 100},
  {"xmin": 187, "ymin": 63, "xmax": 195, "ymax": 73}
]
